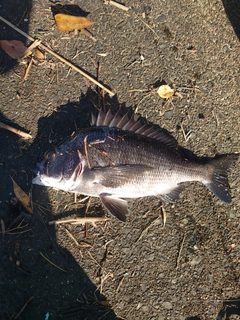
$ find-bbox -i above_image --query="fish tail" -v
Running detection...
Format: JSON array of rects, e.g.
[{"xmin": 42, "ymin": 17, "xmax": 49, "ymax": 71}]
[{"xmin": 204, "ymin": 154, "xmax": 238, "ymax": 203}]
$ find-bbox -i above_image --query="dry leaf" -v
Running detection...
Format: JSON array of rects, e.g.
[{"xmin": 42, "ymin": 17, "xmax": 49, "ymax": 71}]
[
  {"xmin": 157, "ymin": 85, "xmax": 175, "ymax": 99},
  {"xmin": 35, "ymin": 48, "xmax": 45, "ymax": 60},
  {"xmin": 10, "ymin": 177, "xmax": 33, "ymax": 214},
  {"xmin": 99, "ymin": 300, "xmax": 111, "ymax": 307},
  {"xmin": 0, "ymin": 40, "xmax": 28, "ymax": 59},
  {"xmin": 54, "ymin": 13, "xmax": 94, "ymax": 31}
]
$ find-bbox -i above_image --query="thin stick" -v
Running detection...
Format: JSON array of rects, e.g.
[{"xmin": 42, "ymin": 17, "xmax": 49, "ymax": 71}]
[
  {"xmin": 65, "ymin": 227, "xmax": 80, "ymax": 246},
  {"xmin": 13, "ymin": 296, "xmax": 34, "ymax": 320},
  {"xmin": 0, "ymin": 16, "xmax": 115, "ymax": 97},
  {"xmin": 104, "ymin": 0, "xmax": 129, "ymax": 11},
  {"xmin": 161, "ymin": 206, "xmax": 167, "ymax": 227},
  {"xmin": 81, "ymin": 28, "xmax": 97, "ymax": 42},
  {"xmin": 40, "ymin": 251, "xmax": 67, "ymax": 272},
  {"xmin": 137, "ymin": 216, "xmax": 161, "ymax": 242},
  {"xmin": 23, "ymin": 55, "xmax": 33, "ymax": 80},
  {"xmin": 48, "ymin": 217, "xmax": 109, "ymax": 225},
  {"xmin": 176, "ymin": 234, "xmax": 186, "ymax": 270},
  {"xmin": 0, "ymin": 121, "xmax": 32, "ymax": 139},
  {"xmin": 18, "ymin": 39, "xmax": 41, "ymax": 61},
  {"xmin": 138, "ymin": 17, "xmax": 160, "ymax": 39},
  {"xmin": 84, "ymin": 135, "xmax": 91, "ymax": 169}
]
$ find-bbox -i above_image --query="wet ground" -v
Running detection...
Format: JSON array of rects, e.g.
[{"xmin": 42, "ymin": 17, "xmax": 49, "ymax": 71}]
[{"xmin": 0, "ymin": 0, "xmax": 240, "ymax": 319}]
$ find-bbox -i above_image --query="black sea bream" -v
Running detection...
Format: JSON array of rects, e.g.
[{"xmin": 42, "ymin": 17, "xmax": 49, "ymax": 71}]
[{"xmin": 32, "ymin": 109, "xmax": 238, "ymax": 221}]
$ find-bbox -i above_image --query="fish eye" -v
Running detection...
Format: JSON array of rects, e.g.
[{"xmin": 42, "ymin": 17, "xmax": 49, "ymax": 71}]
[{"xmin": 45, "ymin": 150, "xmax": 56, "ymax": 161}]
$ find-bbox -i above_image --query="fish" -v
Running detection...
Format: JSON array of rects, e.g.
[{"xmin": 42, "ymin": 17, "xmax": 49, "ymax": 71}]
[{"xmin": 32, "ymin": 108, "xmax": 238, "ymax": 222}]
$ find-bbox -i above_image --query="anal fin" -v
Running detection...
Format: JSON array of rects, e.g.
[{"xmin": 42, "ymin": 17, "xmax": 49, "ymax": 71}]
[
  {"xmin": 100, "ymin": 194, "xmax": 128, "ymax": 222},
  {"xmin": 157, "ymin": 184, "xmax": 185, "ymax": 203}
]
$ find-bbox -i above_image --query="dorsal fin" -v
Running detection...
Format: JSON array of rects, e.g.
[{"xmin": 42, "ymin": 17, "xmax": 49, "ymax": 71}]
[{"xmin": 91, "ymin": 108, "xmax": 178, "ymax": 149}]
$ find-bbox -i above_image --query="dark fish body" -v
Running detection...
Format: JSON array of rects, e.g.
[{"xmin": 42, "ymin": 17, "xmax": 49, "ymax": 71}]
[{"xmin": 32, "ymin": 109, "xmax": 238, "ymax": 221}]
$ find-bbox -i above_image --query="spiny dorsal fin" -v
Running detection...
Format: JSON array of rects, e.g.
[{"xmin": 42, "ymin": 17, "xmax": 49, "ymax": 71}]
[{"xmin": 91, "ymin": 108, "xmax": 178, "ymax": 149}]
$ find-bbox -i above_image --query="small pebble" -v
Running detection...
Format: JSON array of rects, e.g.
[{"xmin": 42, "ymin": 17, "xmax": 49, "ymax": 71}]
[
  {"xmin": 162, "ymin": 301, "xmax": 173, "ymax": 309},
  {"xmin": 157, "ymin": 14, "xmax": 167, "ymax": 23}
]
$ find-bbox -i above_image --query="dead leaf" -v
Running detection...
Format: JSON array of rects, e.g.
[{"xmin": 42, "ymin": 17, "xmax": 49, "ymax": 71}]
[
  {"xmin": 99, "ymin": 300, "xmax": 111, "ymax": 307},
  {"xmin": 157, "ymin": 85, "xmax": 175, "ymax": 99},
  {"xmin": 10, "ymin": 177, "xmax": 33, "ymax": 214},
  {"xmin": 0, "ymin": 40, "xmax": 28, "ymax": 59},
  {"xmin": 54, "ymin": 13, "xmax": 94, "ymax": 31},
  {"xmin": 35, "ymin": 48, "xmax": 45, "ymax": 60}
]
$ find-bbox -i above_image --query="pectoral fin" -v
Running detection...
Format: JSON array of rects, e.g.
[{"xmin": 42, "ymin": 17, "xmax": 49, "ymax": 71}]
[{"xmin": 100, "ymin": 194, "xmax": 128, "ymax": 222}]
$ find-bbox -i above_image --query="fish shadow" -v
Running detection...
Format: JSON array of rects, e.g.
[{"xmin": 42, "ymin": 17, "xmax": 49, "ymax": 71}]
[
  {"xmin": 0, "ymin": 89, "xmax": 125, "ymax": 319},
  {"xmin": 222, "ymin": 0, "xmax": 240, "ymax": 40},
  {"xmin": 216, "ymin": 297, "xmax": 240, "ymax": 320}
]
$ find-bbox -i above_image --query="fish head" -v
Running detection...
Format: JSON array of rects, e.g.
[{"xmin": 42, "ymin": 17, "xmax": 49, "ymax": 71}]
[{"xmin": 32, "ymin": 147, "xmax": 84, "ymax": 191}]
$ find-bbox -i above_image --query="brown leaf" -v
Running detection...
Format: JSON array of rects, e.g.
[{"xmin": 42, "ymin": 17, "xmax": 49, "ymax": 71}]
[
  {"xmin": 10, "ymin": 177, "xmax": 33, "ymax": 214},
  {"xmin": 0, "ymin": 40, "xmax": 28, "ymax": 59},
  {"xmin": 54, "ymin": 13, "xmax": 94, "ymax": 31},
  {"xmin": 35, "ymin": 48, "xmax": 45, "ymax": 60}
]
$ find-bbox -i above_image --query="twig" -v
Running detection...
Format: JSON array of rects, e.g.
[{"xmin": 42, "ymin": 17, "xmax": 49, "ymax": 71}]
[
  {"xmin": 81, "ymin": 28, "xmax": 97, "ymax": 42},
  {"xmin": 13, "ymin": 296, "xmax": 34, "ymax": 320},
  {"xmin": 23, "ymin": 55, "xmax": 33, "ymax": 80},
  {"xmin": 85, "ymin": 196, "xmax": 92, "ymax": 237},
  {"xmin": 180, "ymin": 122, "xmax": 192, "ymax": 142},
  {"xmin": 84, "ymin": 135, "xmax": 91, "ymax": 169},
  {"xmin": 104, "ymin": 0, "xmax": 129, "ymax": 11},
  {"xmin": 48, "ymin": 217, "xmax": 109, "ymax": 225},
  {"xmin": 161, "ymin": 206, "xmax": 167, "ymax": 227},
  {"xmin": 116, "ymin": 272, "xmax": 128, "ymax": 293},
  {"xmin": 138, "ymin": 17, "xmax": 160, "ymax": 40},
  {"xmin": 18, "ymin": 39, "xmax": 42, "ymax": 61},
  {"xmin": 0, "ymin": 121, "xmax": 32, "ymax": 139},
  {"xmin": 176, "ymin": 234, "xmax": 186, "ymax": 270},
  {"xmin": 65, "ymin": 227, "xmax": 80, "ymax": 246},
  {"xmin": 137, "ymin": 216, "xmax": 161, "ymax": 242},
  {"xmin": 0, "ymin": 15, "xmax": 115, "ymax": 97},
  {"xmin": 40, "ymin": 251, "xmax": 67, "ymax": 272}
]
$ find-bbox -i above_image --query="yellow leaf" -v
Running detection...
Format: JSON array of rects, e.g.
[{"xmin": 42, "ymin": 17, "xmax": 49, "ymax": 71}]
[
  {"xmin": 54, "ymin": 13, "xmax": 94, "ymax": 31},
  {"xmin": 157, "ymin": 85, "xmax": 175, "ymax": 99},
  {"xmin": 11, "ymin": 177, "xmax": 33, "ymax": 214},
  {"xmin": 0, "ymin": 40, "xmax": 28, "ymax": 59}
]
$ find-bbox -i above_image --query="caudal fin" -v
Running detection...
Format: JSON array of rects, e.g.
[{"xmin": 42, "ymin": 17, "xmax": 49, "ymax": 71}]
[{"xmin": 204, "ymin": 154, "xmax": 238, "ymax": 203}]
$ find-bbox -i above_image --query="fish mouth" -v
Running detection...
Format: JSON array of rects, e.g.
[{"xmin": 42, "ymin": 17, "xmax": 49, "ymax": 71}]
[{"xmin": 32, "ymin": 176, "xmax": 45, "ymax": 186}]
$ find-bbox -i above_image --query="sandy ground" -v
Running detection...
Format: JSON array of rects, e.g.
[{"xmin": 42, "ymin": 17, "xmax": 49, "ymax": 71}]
[{"xmin": 0, "ymin": 0, "xmax": 240, "ymax": 319}]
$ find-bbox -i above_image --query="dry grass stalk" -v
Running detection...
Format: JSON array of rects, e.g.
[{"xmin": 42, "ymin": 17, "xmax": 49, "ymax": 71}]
[
  {"xmin": 161, "ymin": 205, "xmax": 167, "ymax": 227},
  {"xmin": 40, "ymin": 251, "xmax": 67, "ymax": 272},
  {"xmin": 23, "ymin": 55, "xmax": 33, "ymax": 80},
  {"xmin": 176, "ymin": 234, "xmax": 186, "ymax": 269},
  {"xmin": 84, "ymin": 135, "xmax": 91, "ymax": 169},
  {"xmin": 104, "ymin": 0, "xmax": 129, "ymax": 11},
  {"xmin": 0, "ymin": 121, "xmax": 32, "ymax": 139},
  {"xmin": 18, "ymin": 39, "xmax": 42, "ymax": 61},
  {"xmin": 65, "ymin": 227, "xmax": 80, "ymax": 246},
  {"xmin": 48, "ymin": 217, "xmax": 109, "ymax": 226},
  {"xmin": 137, "ymin": 215, "xmax": 161, "ymax": 242},
  {"xmin": 13, "ymin": 296, "xmax": 34, "ymax": 320}
]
